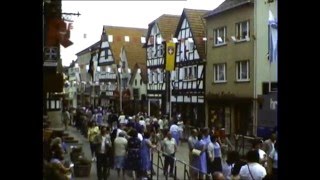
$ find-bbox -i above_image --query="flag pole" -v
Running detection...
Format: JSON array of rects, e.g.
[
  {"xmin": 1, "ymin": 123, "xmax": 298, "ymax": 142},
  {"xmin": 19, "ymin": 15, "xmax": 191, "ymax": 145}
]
[
  {"xmin": 268, "ymin": 22, "xmax": 272, "ymax": 93},
  {"xmin": 269, "ymin": 57, "xmax": 272, "ymax": 93}
]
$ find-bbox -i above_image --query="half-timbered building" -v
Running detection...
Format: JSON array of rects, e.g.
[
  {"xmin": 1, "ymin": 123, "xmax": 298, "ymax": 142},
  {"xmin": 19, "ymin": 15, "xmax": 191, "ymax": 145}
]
[
  {"xmin": 143, "ymin": 15, "xmax": 180, "ymax": 116},
  {"xmin": 97, "ymin": 26, "xmax": 147, "ymax": 113},
  {"xmin": 172, "ymin": 9, "xmax": 209, "ymax": 127},
  {"xmin": 129, "ymin": 63, "xmax": 148, "ymax": 114}
]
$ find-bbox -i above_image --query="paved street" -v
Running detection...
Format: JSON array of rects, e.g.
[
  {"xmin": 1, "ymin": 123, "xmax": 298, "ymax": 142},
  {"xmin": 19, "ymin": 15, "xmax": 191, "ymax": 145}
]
[
  {"xmin": 64, "ymin": 126, "xmax": 254, "ymax": 180},
  {"xmin": 64, "ymin": 126, "xmax": 193, "ymax": 180}
]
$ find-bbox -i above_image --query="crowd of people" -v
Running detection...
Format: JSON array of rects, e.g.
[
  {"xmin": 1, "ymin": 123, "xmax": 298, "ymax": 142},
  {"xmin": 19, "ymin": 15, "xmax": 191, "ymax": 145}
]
[{"xmin": 44, "ymin": 105, "xmax": 278, "ymax": 180}]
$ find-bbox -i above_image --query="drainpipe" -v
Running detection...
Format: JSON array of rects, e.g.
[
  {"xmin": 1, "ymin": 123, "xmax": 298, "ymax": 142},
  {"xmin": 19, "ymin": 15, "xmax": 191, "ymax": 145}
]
[{"xmin": 252, "ymin": 0, "xmax": 258, "ymax": 137}]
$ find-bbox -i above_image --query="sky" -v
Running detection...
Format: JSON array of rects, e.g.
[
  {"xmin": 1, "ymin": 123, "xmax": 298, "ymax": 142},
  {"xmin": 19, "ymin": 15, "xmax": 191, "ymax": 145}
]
[{"xmin": 60, "ymin": 0, "xmax": 225, "ymax": 66}]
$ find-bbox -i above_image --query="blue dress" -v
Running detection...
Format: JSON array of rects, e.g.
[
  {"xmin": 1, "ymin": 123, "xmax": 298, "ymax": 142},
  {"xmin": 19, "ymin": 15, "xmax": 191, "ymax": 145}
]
[
  {"xmin": 140, "ymin": 138, "xmax": 152, "ymax": 171},
  {"xmin": 125, "ymin": 137, "xmax": 142, "ymax": 171},
  {"xmin": 193, "ymin": 139, "xmax": 207, "ymax": 174}
]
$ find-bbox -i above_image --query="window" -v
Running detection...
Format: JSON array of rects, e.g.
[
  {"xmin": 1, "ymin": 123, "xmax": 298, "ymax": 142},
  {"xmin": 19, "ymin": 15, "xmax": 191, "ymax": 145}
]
[
  {"xmin": 236, "ymin": 61, "xmax": 249, "ymax": 81},
  {"xmin": 213, "ymin": 63, "xmax": 226, "ymax": 83},
  {"xmin": 157, "ymin": 44, "xmax": 164, "ymax": 57},
  {"xmin": 175, "ymin": 68, "xmax": 179, "ymax": 81},
  {"xmin": 147, "ymin": 47, "xmax": 153, "ymax": 59},
  {"xmin": 187, "ymin": 38, "xmax": 194, "ymax": 51},
  {"xmin": 193, "ymin": 66, "xmax": 197, "ymax": 79},
  {"xmin": 104, "ymin": 49, "xmax": 108, "ymax": 59},
  {"xmin": 180, "ymin": 42, "xmax": 185, "ymax": 61},
  {"xmin": 135, "ymin": 79, "xmax": 137, "ymax": 86},
  {"xmin": 214, "ymin": 27, "xmax": 226, "ymax": 45},
  {"xmin": 148, "ymin": 70, "xmax": 152, "ymax": 84},
  {"xmin": 140, "ymin": 79, "xmax": 142, "ymax": 85},
  {"xmin": 158, "ymin": 71, "xmax": 163, "ymax": 83},
  {"xmin": 184, "ymin": 67, "xmax": 188, "ymax": 80},
  {"xmin": 188, "ymin": 67, "xmax": 193, "ymax": 79},
  {"xmin": 235, "ymin": 21, "xmax": 249, "ymax": 41},
  {"xmin": 153, "ymin": 72, "xmax": 157, "ymax": 83}
]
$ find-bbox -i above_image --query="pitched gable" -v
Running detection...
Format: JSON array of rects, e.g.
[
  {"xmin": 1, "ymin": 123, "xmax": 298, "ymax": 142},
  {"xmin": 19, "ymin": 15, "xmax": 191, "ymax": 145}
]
[
  {"xmin": 103, "ymin": 26, "xmax": 147, "ymax": 70},
  {"xmin": 176, "ymin": 8, "xmax": 209, "ymax": 59},
  {"xmin": 144, "ymin": 14, "xmax": 180, "ymax": 47},
  {"xmin": 129, "ymin": 63, "xmax": 148, "ymax": 85}
]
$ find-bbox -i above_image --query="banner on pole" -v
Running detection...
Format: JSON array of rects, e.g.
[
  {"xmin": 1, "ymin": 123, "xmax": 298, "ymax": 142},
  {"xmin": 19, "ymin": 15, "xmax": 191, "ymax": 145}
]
[{"xmin": 165, "ymin": 42, "xmax": 176, "ymax": 71}]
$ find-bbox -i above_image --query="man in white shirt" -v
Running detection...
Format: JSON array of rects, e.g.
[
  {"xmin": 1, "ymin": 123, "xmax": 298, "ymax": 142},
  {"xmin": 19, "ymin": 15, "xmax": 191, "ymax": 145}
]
[
  {"xmin": 252, "ymin": 139, "xmax": 268, "ymax": 167},
  {"xmin": 239, "ymin": 150, "xmax": 266, "ymax": 180},
  {"xmin": 118, "ymin": 112, "xmax": 126, "ymax": 126},
  {"xmin": 162, "ymin": 132, "xmax": 177, "ymax": 177},
  {"xmin": 158, "ymin": 117, "xmax": 164, "ymax": 131}
]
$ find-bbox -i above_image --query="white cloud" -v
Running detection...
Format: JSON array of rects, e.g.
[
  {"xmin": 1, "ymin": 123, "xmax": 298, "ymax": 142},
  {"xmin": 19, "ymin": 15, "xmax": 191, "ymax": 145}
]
[{"xmin": 60, "ymin": 0, "xmax": 225, "ymax": 66}]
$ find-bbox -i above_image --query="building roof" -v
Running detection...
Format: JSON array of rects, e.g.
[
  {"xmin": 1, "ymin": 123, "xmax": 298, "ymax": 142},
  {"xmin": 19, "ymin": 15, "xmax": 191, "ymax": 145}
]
[
  {"xmin": 143, "ymin": 14, "xmax": 180, "ymax": 47},
  {"xmin": 204, "ymin": 0, "xmax": 253, "ymax": 18},
  {"xmin": 176, "ymin": 8, "xmax": 209, "ymax": 59},
  {"xmin": 129, "ymin": 63, "xmax": 148, "ymax": 85},
  {"xmin": 75, "ymin": 41, "xmax": 101, "ymax": 56},
  {"xmin": 102, "ymin": 26, "xmax": 147, "ymax": 70}
]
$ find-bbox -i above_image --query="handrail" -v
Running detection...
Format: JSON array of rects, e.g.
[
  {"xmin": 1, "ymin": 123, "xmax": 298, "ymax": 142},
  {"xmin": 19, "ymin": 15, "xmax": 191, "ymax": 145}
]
[
  {"xmin": 151, "ymin": 148, "xmax": 211, "ymax": 180},
  {"xmin": 233, "ymin": 134, "xmax": 262, "ymax": 156}
]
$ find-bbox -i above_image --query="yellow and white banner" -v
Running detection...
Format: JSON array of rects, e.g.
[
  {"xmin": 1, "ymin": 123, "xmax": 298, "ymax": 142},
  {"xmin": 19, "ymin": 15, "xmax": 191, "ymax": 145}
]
[{"xmin": 165, "ymin": 42, "xmax": 176, "ymax": 71}]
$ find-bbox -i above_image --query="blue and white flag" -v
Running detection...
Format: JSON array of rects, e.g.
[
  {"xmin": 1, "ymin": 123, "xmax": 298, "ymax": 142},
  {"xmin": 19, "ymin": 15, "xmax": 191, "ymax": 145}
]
[{"xmin": 268, "ymin": 10, "xmax": 278, "ymax": 63}]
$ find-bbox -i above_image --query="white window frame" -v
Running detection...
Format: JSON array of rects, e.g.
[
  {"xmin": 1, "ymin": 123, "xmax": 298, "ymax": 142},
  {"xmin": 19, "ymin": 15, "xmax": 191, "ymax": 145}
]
[
  {"xmin": 182, "ymin": 66, "xmax": 197, "ymax": 81},
  {"xmin": 214, "ymin": 27, "xmax": 227, "ymax": 46},
  {"xmin": 184, "ymin": 67, "xmax": 188, "ymax": 80},
  {"xmin": 153, "ymin": 72, "xmax": 157, "ymax": 83},
  {"xmin": 235, "ymin": 20, "xmax": 250, "ymax": 41},
  {"xmin": 213, "ymin": 63, "xmax": 226, "ymax": 83},
  {"xmin": 187, "ymin": 38, "xmax": 194, "ymax": 52},
  {"xmin": 236, "ymin": 60, "xmax": 250, "ymax": 82},
  {"xmin": 158, "ymin": 70, "xmax": 163, "ymax": 83},
  {"xmin": 148, "ymin": 70, "xmax": 152, "ymax": 84},
  {"xmin": 175, "ymin": 68, "xmax": 179, "ymax": 81}
]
